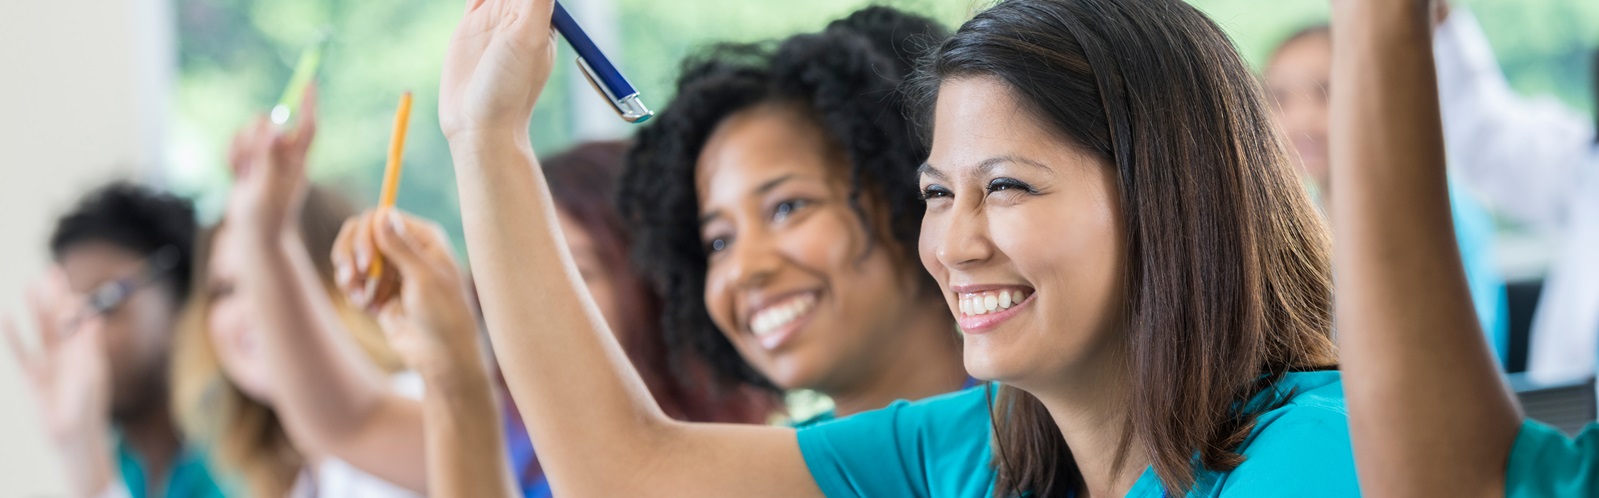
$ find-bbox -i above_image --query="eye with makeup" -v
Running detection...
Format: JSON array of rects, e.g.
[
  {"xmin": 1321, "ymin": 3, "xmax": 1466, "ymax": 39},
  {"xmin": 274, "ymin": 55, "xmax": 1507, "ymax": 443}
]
[
  {"xmin": 917, "ymin": 183, "xmax": 952, "ymax": 204},
  {"xmin": 984, "ymin": 176, "xmax": 1040, "ymax": 202}
]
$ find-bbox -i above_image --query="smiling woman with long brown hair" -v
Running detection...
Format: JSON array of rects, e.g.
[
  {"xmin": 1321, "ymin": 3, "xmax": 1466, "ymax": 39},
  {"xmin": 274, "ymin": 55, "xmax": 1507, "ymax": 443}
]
[{"xmin": 425, "ymin": 0, "xmax": 1358, "ymax": 496}]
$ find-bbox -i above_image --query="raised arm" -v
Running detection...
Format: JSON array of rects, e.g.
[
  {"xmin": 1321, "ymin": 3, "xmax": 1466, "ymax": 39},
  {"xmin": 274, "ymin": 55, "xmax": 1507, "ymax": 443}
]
[
  {"xmin": 435, "ymin": 1, "xmax": 817, "ymax": 496},
  {"xmin": 1328, "ymin": 1, "xmax": 1521, "ymax": 496},
  {"xmin": 332, "ymin": 210, "xmax": 517, "ymax": 498},
  {"xmin": 225, "ymin": 88, "xmax": 427, "ymax": 492}
]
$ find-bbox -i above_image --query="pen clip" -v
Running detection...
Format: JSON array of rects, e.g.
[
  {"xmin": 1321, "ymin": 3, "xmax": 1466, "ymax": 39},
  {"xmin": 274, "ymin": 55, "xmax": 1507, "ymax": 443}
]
[{"xmin": 576, "ymin": 57, "xmax": 652, "ymax": 123}]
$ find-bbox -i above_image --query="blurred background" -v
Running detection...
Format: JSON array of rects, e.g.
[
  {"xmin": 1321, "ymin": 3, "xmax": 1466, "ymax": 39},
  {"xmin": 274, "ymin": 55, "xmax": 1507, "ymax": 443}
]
[{"xmin": 1, "ymin": 0, "xmax": 1593, "ymax": 494}]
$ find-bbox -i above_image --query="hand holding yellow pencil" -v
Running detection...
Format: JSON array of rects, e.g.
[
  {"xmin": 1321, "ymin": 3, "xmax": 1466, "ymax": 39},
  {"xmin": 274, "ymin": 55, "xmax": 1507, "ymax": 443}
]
[{"xmin": 363, "ymin": 91, "xmax": 413, "ymax": 300}]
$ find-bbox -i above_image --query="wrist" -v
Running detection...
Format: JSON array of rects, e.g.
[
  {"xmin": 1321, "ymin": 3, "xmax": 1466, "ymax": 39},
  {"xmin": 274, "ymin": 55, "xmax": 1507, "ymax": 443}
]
[
  {"xmin": 417, "ymin": 354, "xmax": 495, "ymax": 401},
  {"xmin": 446, "ymin": 129, "xmax": 532, "ymax": 158},
  {"xmin": 54, "ymin": 427, "xmax": 116, "ymax": 497},
  {"xmin": 232, "ymin": 217, "xmax": 303, "ymax": 251},
  {"xmin": 1333, "ymin": 0, "xmax": 1434, "ymax": 29}
]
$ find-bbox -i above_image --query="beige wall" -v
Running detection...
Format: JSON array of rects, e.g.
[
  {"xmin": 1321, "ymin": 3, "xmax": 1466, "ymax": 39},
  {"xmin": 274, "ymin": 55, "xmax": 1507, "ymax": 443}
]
[{"xmin": 0, "ymin": 0, "xmax": 172, "ymax": 495}]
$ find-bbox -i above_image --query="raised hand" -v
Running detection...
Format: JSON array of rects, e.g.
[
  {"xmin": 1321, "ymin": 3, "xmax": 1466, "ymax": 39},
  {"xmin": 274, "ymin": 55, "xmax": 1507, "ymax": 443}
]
[
  {"xmin": 438, "ymin": 0, "xmax": 558, "ymax": 142},
  {"xmin": 4, "ymin": 270, "xmax": 116, "ymax": 495},
  {"xmin": 227, "ymin": 84, "xmax": 319, "ymax": 239},
  {"xmin": 333, "ymin": 210, "xmax": 482, "ymax": 378}
]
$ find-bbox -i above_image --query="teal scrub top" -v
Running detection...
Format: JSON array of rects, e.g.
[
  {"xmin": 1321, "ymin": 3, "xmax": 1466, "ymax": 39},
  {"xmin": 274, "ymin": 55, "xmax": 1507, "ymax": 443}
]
[
  {"xmin": 797, "ymin": 370, "xmax": 1359, "ymax": 497},
  {"xmin": 1505, "ymin": 420, "xmax": 1599, "ymax": 497},
  {"xmin": 115, "ymin": 438, "xmax": 226, "ymax": 498}
]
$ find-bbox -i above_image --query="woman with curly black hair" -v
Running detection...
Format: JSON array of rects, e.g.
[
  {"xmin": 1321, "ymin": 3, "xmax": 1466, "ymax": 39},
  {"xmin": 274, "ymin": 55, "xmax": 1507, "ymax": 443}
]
[{"xmin": 615, "ymin": 6, "xmax": 970, "ymax": 423}]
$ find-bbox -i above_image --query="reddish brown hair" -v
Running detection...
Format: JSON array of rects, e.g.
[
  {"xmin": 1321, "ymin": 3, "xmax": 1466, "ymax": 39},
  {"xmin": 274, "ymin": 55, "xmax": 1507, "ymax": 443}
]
[{"xmin": 544, "ymin": 141, "xmax": 781, "ymax": 423}]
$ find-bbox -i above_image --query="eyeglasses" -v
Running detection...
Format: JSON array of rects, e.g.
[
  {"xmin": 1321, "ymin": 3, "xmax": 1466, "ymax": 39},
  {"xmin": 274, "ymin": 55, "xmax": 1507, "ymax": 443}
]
[{"xmin": 71, "ymin": 245, "xmax": 181, "ymax": 329}]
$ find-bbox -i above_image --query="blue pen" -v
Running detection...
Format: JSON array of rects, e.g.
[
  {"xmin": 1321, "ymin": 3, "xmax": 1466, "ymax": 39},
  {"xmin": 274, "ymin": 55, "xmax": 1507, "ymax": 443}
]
[{"xmin": 552, "ymin": 1, "xmax": 652, "ymax": 123}]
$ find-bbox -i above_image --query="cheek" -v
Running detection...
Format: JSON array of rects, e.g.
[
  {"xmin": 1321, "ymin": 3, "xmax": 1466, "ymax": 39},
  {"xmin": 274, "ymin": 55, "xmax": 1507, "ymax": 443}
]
[
  {"xmin": 917, "ymin": 210, "xmax": 949, "ymax": 280},
  {"xmin": 702, "ymin": 266, "xmax": 736, "ymax": 335},
  {"xmin": 783, "ymin": 208, "xmax": 866, "ymax": 274},
  {"xmin": 207, "ymin": 300, "xmax": 259, "ymax": 371}
]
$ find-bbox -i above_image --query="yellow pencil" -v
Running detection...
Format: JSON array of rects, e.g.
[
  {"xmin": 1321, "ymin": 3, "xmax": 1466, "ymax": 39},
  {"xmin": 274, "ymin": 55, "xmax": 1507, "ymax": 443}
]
[{"xmin": 369, "ymin": 91, "xmax": 413, "ymax": 284}]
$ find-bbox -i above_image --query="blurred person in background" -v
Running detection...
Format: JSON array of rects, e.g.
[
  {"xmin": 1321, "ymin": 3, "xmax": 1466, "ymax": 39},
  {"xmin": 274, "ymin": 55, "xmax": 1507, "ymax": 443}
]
[
  {"xmin": 331, "ymin": 141, "xmax": 782, "ymax": 497},
  {"xmin": 5, "ymin": 182, "xmax": 224, "ymax": 498},
  {"xmin": 170, "ymin": 90, "xmax": 420, "ymax": 497},
  {"xmin": 1429, "ymin": 3, "xmax": 1599, "ymax": 384},
  {"xmin": 1265, "ymin": 6, "xmax": 1510, "ymax": 365}
]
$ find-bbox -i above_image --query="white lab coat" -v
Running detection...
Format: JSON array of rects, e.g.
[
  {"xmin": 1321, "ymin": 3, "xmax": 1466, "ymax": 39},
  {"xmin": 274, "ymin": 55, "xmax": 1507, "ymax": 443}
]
[{"xmin": 1434, "ymin": 10, "xmax": 1599, "ymax": 383}]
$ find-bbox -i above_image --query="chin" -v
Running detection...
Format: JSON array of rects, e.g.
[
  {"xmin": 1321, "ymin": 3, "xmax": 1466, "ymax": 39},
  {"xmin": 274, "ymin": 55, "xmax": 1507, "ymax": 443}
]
[{"xmin": 961, "ymin": 338, "xmax": 1016, "ymax": 383}]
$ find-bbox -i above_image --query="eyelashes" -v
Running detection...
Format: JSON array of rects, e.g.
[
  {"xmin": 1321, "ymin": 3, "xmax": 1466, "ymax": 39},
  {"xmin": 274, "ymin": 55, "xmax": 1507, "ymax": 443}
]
[{"xmin": 917, "ymin": 177, "xmax": 1039, "ymax": 203}]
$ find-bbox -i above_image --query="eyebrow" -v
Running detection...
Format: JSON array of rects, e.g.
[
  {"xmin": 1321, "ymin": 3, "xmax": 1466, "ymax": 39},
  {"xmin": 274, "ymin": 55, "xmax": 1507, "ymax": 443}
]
[
  {"xmin": 918, "ymin": 154, "xmax": 1051, "ymax": 180},
  {"xmin": 699, "ymin": 173, "xmax": 799, "ymax": 226}
]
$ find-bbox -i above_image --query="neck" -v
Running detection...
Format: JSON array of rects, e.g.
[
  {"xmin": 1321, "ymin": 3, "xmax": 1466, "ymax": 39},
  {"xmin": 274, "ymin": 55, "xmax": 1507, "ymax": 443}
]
[
  {"xmin": 826, "ymin": 293, "xmax": 968, "ymax": 417},
  {"xmin": 1031, "ymin": 340, "xmax": 1145, "ymax": 498},
  {"xmin": 115, "ymin": 400, "xmax": 183, "ymax": 484}
]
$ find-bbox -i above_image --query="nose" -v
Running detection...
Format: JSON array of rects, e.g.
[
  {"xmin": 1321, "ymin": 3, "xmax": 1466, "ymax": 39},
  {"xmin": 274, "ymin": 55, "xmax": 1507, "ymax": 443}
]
[
  {"xmin": 929, "ymin": 199, "xmax": 994, "ymax": 271},
  {"xmin": 720, "ymin": 228, "xmax": 781, "ymax": 292}
]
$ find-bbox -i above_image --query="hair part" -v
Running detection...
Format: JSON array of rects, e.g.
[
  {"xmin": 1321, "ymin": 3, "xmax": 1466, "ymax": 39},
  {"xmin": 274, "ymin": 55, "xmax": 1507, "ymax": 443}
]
[{"xmin": 917, "ymin": 0, "xmax": 1338, "ymax": 495}]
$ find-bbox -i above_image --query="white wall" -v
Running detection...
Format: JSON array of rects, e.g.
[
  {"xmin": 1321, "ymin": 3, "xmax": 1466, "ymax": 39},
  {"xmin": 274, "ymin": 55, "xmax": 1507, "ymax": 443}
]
[{"xmin": 0, "ymin": 0, "xmax": 172, "ymax": 494}]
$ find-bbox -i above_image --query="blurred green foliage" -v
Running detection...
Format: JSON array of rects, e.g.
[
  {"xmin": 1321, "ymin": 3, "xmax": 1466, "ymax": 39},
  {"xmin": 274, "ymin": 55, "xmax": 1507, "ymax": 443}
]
[{"xmin": 169, "ymin": 0, "xmax": 1597, "ymax": 258}]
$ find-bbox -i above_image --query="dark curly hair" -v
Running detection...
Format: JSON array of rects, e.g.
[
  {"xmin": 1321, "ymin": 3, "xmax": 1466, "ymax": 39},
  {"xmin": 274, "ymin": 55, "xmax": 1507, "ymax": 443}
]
[
  {"xmin": 50, "ymin": 181, "xmax": 198, "ymax": 302},
  {"xmin": 617, "ymin": 6, "xmax": 949, "ymax": 391}
]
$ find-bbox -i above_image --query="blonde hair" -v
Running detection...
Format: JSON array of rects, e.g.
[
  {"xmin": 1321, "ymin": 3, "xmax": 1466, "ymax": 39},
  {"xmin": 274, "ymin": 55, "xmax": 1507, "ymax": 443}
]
[{"xmin": 171, "ymin": 187, "xmax": 402, "ymax": 496}]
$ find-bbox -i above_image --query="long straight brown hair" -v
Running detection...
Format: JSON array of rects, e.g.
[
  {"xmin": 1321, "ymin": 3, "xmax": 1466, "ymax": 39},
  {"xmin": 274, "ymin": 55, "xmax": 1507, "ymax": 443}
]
[{"xmin": 916, "ymin": 0, "xmax": 1339, "ymax": 495}]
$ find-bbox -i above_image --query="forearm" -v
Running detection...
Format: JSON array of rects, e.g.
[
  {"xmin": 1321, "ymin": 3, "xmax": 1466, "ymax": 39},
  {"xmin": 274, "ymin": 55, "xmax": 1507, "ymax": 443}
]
[
  {"xmin": 1329, "ymin": 1, "xmax": 1520, "ymax": 496},
  {"xmin": 447, "ymin": 132, "xmax": 673, "ymax": 493},
  {"xmin": 56, "ymin": 429, "xmax": 117, "ymax": 498},
  {"xmin": 238, "ymin": 232, "xmax": 427, "ymax": 490},
  {"xmin": 420, "ymin": 365, "xmax": 518, "ymax": 498}
]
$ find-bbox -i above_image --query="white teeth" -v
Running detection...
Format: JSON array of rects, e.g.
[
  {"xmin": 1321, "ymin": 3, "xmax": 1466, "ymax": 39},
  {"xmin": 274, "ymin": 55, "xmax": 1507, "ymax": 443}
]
[
  {"xmin": 750, "ymin": 293, "xmax": 816, "ymax": 337},
  {"xmin": 958, "ymin": 289, "xmax": 1031, "ymax": 317}
]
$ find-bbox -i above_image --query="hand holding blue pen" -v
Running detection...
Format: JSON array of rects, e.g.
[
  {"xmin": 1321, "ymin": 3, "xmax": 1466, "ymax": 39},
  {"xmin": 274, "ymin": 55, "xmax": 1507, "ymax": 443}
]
[{"xmin": 552, "ymin": 1, "xmax": 652, "ymax": 123}]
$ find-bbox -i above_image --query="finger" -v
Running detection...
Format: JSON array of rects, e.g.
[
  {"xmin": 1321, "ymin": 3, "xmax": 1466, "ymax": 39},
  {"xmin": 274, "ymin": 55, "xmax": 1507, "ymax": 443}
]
[
  {"xmin": 3, "ymin": 316, "xmax": 32, "ymax": 370},
  {"xmin": 399, "ymin": 215, "xmax": 458, "ymax": 265},
  {"xmin": 522, "ymin": 0, "xmax": 555, "ymax": 21},
  {"xmin": 372, "ymin": 209, "xmax": 435, "ymax": 282},
  {"xmin": 25, "ymin": 276, "xmax": 62, "ymax": 351},
  {"xmin": 333, "ymin": 215, "xmax": 366, "ymax": 297},
  {"xmin": 353, "ymin": 211, "xmax": 377, "ymax": 274},
  {"xmin": 465, "ymin": 0, "xmax": 488, "ymax": 14},
  {"xmin": 290, "ymin": 82, "xmax": 319, "ymax": 153},
  {"xmin": 228, "ymin": 129, "xmax": 250, "ymax": 176},
  {"xmin": 237, "ymin": 117, "xmax": 273, "ymax": 180}
]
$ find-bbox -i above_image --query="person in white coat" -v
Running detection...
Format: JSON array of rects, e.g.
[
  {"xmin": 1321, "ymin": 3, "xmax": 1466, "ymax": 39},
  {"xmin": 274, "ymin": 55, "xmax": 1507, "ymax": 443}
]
[{"xmin": 1432, "ymin": 6, "xmax": 1599, "ymax": 383}]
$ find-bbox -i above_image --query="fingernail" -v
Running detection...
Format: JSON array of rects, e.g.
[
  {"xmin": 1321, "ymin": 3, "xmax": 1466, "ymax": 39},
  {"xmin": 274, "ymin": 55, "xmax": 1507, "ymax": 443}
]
[
  {"xmin": 336, "ymin": 263, "xmax": 353, "ymax": 286},
  {"xmin": 356, "ymin": 248, "xmax": 370, "ymax": 271},
  {"xmin": 363, "ymin": 279, "xmax": 378, "ymax": 305},
  {"xmin": 386, "ymin": 211, "xmax": 405, "ymax": 236}
]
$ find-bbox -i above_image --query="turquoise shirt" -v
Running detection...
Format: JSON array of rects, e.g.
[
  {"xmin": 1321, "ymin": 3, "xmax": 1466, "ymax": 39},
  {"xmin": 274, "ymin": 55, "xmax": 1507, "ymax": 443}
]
[
  {"xmin": 797, "ymin": 371, "xmax": 1358, "ymax": 497},
  {"xmin": 1505, "ymin": 420, "xmax": 1599, "ymax": 497},
  {"xmin": 115, "ymin": 438, "xmax": 225, "ymax": 498}
]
